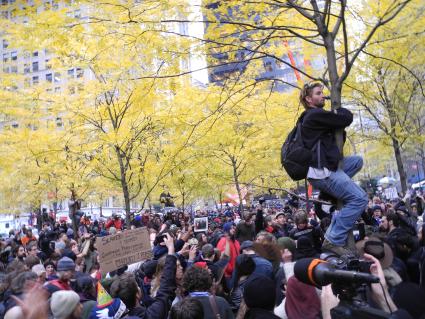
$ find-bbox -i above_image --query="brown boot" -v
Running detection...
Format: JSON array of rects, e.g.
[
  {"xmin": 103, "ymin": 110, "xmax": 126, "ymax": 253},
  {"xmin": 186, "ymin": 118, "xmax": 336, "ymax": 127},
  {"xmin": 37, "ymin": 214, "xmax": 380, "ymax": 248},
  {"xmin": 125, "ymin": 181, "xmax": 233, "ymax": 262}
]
[
  {"xmin": 322, "ymin": 238, "xmax": 355, "ymax": 257},
  {"xmin": 346, "ymin": 230, "xmax": 359, "ymax": 257}
]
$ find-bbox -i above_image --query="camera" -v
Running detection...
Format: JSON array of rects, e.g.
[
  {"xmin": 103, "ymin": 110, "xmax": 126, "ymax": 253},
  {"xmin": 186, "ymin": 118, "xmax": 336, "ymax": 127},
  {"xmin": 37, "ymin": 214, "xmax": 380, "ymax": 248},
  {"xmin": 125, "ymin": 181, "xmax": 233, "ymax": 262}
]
[
  {"xmin": 321, "ymin": 252, "xmax": 373, "ymax": 274},
  {"xmin": 295, "ymin": 256, "xmax": 389, "ymax": 319}
]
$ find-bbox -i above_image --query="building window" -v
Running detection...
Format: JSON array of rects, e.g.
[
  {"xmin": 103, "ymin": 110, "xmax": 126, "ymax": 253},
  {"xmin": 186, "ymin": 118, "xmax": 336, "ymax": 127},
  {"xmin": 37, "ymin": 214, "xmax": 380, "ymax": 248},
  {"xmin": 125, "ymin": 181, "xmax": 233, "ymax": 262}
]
[
  {"xmin": 32, "ymin": 76, "xmax": 39, "ymax": 84},
  {"xmin": 46, "ymin": 73, "xmax": 52, "ymax": 82},
  {"xmin": 56, "ymin": 117, "xmax": 63, "ymax": 127},
  {"xmin": 32, "ymin": 61, "xmax": 38, "ymax": 72},
  {"xmin": 2, "ymin": 39, "xmax": 8, "ymax": 49},
  {"xmin": 12, "ymin": 123, "xmax": 18, "ymax": 128},
  {"xmin": 2, "ymin": 66, "xmax": 9, "ymax": 73},
  {"xmin": 54, "ymin": 72, "xmax": 60, "ymax": 83},
  {"xmin": 2, "ymin": 53, "xmax": 8, "ymax": 62},
  {"xmin": 76, "ymin": 68, "xmax": 83, "ymax": 78},
  {"xmin": 45, "ymin": 59, "xmax": 51, "ymax": 69},
  {"xmin": 67, "ymin": 68, "xmax": 74, "ymax": 78},
  {"xmin": 1, "ymin": 10, "xmax": 8, "ymax": 19},
  {"xmin": 10, "ymin": 65, "xmax": 17, "ymax": 73},
  {"xmin": 1, "ymin": 0, "xmax": 8, "ymax": 6},
  {"xmin": 11, "ymin": 51, "xmax": 17, "ymax": 61},
  {"xmin": 263, "ymin": 61, "xmax": 273, "ymax": 72},
  {"xmin": 54, "ymin": 86, "xmax": 61, "ymax": 92},
  {"xmin": 5, "ymin": 223, "xmax": 9, "ymax": 229},
  {"xmin": 32, "ymin": 51, "xmax": 38, "ymax": 57},
  {"xmin": 24, "ymin": 63, "xmax": 30, "ymax": 73}
]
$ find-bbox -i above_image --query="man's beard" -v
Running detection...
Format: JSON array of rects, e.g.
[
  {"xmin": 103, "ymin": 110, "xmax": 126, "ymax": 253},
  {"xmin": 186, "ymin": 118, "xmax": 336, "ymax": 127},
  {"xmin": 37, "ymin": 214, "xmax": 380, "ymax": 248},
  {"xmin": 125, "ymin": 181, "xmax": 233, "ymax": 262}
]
[{"xmin": 316, "ymin": 101, "xmax": 325, "ymax": 108}]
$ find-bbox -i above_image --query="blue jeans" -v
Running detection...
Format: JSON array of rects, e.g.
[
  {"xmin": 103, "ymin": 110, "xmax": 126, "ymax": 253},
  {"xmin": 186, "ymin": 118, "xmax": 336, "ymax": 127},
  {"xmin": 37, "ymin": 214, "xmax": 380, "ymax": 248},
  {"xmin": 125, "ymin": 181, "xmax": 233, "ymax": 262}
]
[{"xmin": 308, "ymin": 156, "xmax": 368, "ymax": 246}]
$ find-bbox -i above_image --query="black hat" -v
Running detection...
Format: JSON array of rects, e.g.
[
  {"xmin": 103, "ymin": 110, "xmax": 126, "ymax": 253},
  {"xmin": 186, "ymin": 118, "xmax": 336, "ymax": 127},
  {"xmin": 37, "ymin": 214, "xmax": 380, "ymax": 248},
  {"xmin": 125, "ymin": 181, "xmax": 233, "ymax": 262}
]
[
  {"xmin": 243, "ymin": 275, "xmax": 275, "ymax": 311},
  {"xmin": 141, "ymin": 260, "xmax": 158, "ymax": 279},
  {"xmin": 240, "ymin": 240, "xmax": 254, "ymax": 252}
]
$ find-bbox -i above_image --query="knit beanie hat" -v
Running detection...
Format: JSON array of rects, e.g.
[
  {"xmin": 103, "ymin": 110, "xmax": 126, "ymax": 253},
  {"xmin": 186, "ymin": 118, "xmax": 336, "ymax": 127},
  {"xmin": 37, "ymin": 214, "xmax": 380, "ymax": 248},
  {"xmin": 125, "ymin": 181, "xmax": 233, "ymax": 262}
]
[
  {"xmin": 31, "ymin": 264, "xmax": 46, "ymax": 277},
  {"xmin": 4, "ymin": 306, "xmax": 23, "ymax": 319},
  {"xmin": 55, "ymin": 241, "xmax": 66, "ymax": 251},
  {"xmin": 57, "ymin": 256, "xmax": 75, "ymax": 272},
  {"xmin": 223, "ymin": 222, "xmax": 234, "ymax": 233},
  {"xmin": 243, "ymin": 275, "xmax": 275, "ymax": 311},
  {"xmin": 51, "ymin": 290, "xmax": 80, "ymax": 319}
]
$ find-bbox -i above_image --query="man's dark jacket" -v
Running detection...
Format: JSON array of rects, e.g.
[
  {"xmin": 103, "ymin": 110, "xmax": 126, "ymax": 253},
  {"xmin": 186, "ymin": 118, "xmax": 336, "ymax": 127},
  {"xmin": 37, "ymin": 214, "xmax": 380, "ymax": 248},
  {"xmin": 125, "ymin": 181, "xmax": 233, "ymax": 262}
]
[
  {"xmin": 124, "ymin": 255, "xmax": 177, "ymax": 319},
  {"xmin": 301, "ymin": 107, "xmax": 353, "ymax": 171},
  {"xmin": 235, "ymin": 221, "xmax": 255, "ymax": 243}
]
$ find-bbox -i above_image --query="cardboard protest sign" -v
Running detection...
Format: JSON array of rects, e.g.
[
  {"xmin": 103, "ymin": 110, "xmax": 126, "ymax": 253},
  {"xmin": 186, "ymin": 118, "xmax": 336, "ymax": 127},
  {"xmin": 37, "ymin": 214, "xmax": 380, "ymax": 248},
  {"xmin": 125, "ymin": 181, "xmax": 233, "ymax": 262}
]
[{"xmin": 97, "ymin": 227, "xmax": 152, "ymax": 273}]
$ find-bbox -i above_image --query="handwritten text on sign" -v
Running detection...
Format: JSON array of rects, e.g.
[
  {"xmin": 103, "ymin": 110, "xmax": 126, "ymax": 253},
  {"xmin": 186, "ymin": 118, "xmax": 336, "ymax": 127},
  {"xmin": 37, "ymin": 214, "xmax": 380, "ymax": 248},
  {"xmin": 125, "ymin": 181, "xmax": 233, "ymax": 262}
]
[{"xmin": 97, "ymin": 227, "xmax": 152, "ymax": 273}]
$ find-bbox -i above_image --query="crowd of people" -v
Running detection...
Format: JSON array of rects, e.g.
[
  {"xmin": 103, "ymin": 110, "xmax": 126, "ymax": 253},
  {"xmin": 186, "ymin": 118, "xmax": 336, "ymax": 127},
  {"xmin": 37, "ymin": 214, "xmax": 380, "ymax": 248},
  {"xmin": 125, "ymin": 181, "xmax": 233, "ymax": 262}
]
[{"xmin": 0, "ymin": 189, "xmax": 424, "ymax": 319}]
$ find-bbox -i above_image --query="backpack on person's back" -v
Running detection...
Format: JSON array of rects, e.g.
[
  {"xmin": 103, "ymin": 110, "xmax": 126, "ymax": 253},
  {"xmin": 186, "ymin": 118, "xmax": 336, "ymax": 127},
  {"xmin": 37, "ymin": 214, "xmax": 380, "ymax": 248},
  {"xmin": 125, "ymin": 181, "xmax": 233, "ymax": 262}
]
[{"xmin": 281, "ymin": 117, "xmax": 315, "ymax": 181}]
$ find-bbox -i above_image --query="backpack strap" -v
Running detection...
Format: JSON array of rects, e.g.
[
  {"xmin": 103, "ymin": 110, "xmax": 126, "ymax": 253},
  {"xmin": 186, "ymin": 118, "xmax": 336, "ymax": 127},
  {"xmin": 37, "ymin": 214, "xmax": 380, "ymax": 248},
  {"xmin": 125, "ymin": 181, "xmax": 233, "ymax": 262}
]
[{"xmin": 208, "ymin": 295, "xmax": 222, "ymax": 319}]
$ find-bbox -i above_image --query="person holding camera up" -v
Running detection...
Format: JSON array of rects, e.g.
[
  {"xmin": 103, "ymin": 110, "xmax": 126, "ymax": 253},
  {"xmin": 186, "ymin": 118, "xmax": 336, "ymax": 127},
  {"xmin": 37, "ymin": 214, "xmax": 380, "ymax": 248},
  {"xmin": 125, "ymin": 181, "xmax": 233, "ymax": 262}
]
[{"xmin": 299, "ymin": 82, "xmax": 368, "ymax": 256}]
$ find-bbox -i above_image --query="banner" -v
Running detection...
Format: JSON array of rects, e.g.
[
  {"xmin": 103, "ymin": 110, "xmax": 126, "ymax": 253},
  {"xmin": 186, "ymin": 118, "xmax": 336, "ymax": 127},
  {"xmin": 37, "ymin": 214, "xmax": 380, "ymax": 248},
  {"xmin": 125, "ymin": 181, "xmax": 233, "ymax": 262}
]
[{"xmin": 97, "ymin": 227, "xmax": 152, "ymax": 273}]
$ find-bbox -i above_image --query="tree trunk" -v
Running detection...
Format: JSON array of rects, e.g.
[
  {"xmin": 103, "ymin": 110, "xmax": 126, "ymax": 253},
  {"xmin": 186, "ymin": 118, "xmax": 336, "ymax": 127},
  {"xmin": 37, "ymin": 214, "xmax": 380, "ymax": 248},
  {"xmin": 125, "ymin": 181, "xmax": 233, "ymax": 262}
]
[
  {"xmin": 69, "ymin": 189, "xmax": 79, "ymax": 238},
  {"xmin": 392, "ymin": 137, "xmax": 408, "ymax": 195},
  {"xmin": 116, "ymin": 147, "xmax": 131, "ymax": 228},
  {"xmin": 182, "ymin": 191, "xmax": 186, "ymax": 212},
  {"xmin": 323, "ymin": 33, "xmax": 345, "ymax": 165},
  {"xmin": 231, "ymin": 157, "xmax": 244, "ymax": 213}
]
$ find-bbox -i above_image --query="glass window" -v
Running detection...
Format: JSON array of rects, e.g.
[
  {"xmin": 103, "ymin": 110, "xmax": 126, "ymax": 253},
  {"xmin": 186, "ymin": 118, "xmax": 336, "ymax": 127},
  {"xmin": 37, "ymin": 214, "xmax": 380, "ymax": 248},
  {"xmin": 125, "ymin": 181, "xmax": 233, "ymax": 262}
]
[
  {"xmin": 67, "ymin": 68, "xmax": 74, "ymax": 78},
  {"xmin": 46, "ymin": 73, "xmax": 52, "ymax": 82},
  {"xmin": 32, "ymin": 51, "xmax": 38, "ymax": 57},
  {"xmin": 2, "ymin": 66, "xmax": 9, "ymax": 73},
  {"xmin": 24, "ymin": 63, "xmax": 30, "ymax": 73},
  {"xmin": 10, "ymin": 65, "xmax": 17, "ymax": 73},
  {"xmin": 32, "ymin": 75, "xmax": 39, "ymax": 84},
  {"xmin": 2, "ymin": 39, "xmax": 8, "ymax": 49},
  {"xmin": 11, "ymin": 51, "xmax": 17, "ymax": 61},
  {"xmin": 76, "ymin": 68, "xmax": 83, "ymax": 78},
  {"xmin": 54, "ymin": 72, "xmax": 60, "ymax": 83},
  {"xmin": 32, "ymin": 61, "xmax": 38, "ymax": 72},
  {"xmin": 45, "ymin": 59, "xmax": 51, "ymax": 69},
  {"xmin": 2, "ymin": 53, "xmax": 8, "ymax": 62}
]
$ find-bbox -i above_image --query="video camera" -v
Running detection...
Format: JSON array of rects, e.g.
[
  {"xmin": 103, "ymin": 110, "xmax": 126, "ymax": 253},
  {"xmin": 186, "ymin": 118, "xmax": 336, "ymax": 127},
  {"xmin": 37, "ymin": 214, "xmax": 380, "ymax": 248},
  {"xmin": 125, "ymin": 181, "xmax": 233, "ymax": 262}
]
[
  {"xmin": 321, "ymin": 252, "xmax": 373, "ymax": 274},
  {"xmin": 295, "ymin": 254, "xmax": 390, "ymax": 319}
]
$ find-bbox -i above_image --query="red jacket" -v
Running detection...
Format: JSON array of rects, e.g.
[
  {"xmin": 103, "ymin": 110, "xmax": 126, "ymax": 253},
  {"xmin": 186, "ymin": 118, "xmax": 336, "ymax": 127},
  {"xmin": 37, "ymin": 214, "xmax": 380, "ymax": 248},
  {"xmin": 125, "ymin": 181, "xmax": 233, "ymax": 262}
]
[
  {"xmin": 217, "ymin": 237, "xmax": 240, "ymax": 278},
  {"xmin": 106, "ymin": 218, "xmax": 122, "ymax": 230}
]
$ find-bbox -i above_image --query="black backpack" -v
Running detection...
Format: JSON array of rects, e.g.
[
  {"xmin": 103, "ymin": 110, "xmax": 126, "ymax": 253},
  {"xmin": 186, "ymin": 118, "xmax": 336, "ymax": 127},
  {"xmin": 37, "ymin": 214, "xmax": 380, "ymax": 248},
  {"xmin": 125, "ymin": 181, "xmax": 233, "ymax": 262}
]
[{"xmin": 281, "ymin": 119, "xmax": 313, "ymax": 181}]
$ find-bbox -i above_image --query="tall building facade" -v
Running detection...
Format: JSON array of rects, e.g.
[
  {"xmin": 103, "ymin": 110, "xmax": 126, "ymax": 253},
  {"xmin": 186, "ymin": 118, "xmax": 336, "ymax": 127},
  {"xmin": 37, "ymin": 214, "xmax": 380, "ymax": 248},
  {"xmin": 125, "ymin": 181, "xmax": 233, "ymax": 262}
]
[{"xmin": 203, "ymin": 1, "xmax": 327, "ymax": 91}]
